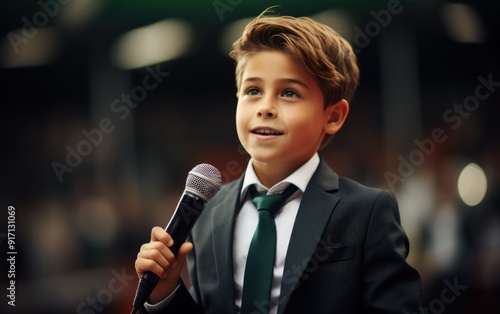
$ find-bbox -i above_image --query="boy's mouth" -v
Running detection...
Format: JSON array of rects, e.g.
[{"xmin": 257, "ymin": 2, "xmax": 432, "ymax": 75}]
[{"xmin": 251, "ymin": 127, "xmax": 284, "ymax": 136}]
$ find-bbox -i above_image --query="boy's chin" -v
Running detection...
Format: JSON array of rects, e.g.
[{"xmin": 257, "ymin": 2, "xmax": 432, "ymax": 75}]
[{"xmin": 250, "ymin": 154, "xmax": 310, "ymax": 167}]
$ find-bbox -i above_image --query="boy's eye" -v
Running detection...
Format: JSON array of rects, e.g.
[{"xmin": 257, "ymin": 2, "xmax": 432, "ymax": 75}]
[
  {"xmin": 282, "ymin": 90, "xmax": 299, "ymax": 98},
  {"xmin": 245, "ymin": 88, "xmax": 261, "ymax": 96}
]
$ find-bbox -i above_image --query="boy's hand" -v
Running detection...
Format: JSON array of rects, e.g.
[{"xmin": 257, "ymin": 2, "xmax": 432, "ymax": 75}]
[{"xmin": 135, "ymin": 226, "xmax": 193, "ymax": 304}]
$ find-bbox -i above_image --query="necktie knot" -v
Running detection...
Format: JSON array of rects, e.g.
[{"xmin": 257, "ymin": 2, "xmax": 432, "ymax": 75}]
[{"xmin": 249, "ymin": 184, "xmax": 298, "ymax": 216}]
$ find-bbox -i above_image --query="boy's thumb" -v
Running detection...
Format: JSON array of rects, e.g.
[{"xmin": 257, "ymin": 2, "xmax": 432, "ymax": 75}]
[
  {"xmin": 175, "ymin": 242, "xmax": 193, "ymax": 269},
  {"xmin": 166, "ymin": 242, "xmax": 193, "ymax": 283}
]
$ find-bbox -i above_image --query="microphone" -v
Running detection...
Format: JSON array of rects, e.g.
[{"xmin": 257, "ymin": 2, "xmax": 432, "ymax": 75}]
[{"xmin": 132, "ymin": 163, "xmax": 222, "ymax": 312}]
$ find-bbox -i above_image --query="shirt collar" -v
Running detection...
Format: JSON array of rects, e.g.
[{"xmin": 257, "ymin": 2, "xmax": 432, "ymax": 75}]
[{"xmin": 240, "ymin": 153, "xmax": 320, "ymax": 199}]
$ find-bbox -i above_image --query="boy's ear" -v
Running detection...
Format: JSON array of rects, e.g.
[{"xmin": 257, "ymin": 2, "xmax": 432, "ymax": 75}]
[{"xmin": 324, "ymin": 99, "xmax": 349, "ymax": 135}]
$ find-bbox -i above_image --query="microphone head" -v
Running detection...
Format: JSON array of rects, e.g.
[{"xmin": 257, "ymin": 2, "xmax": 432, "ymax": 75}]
[{"xmin": 186, "ymin": 164, "xmax": 222, "ymax": 201}]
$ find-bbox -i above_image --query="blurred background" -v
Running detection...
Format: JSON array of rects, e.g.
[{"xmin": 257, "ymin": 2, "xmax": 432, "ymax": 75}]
[{"xmin": 1, "ymin": 0, "xmax": 499, "ymax": 313}]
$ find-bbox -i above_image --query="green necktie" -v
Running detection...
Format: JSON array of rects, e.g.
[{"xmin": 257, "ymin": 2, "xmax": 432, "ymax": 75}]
[{"xmin": 241, "ymin": 184, "xmax": 298, "ymax": 314}]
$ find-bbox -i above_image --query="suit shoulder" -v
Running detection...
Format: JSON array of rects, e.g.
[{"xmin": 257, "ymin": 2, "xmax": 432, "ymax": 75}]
[
  {"xmin": 205, "ymin": 177, "xmax": 241, "ymax": 207},
  {"xmin": 337, "ymin": 176, "xmax": 396, "ymax": 204}
]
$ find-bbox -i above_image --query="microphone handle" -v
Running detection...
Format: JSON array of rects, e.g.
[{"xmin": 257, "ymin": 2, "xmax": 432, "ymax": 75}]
[
  {"xmin": 132, "ymin": 192, "xmax": 207, "ymax": 310},
  {"xmin": 165, "ymin": 191, "xmax": 207, "ymax": 254}
]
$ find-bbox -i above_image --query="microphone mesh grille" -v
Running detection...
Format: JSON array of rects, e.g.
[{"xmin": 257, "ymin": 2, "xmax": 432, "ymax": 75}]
[{"xmin": 186, "ymin": 164, "xmax": 222, "ymax": 201}]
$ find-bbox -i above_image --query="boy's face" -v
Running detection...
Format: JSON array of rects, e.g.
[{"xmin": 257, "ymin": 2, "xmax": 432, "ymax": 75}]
[{"xmin": 236, "ymin": 50, "xmax": 338, "ymax": 170}]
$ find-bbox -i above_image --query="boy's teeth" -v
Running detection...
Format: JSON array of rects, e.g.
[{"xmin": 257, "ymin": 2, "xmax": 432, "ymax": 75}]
[{"xmin": 256, "ymin": 129, "xmax": 279, "ymax": 135}]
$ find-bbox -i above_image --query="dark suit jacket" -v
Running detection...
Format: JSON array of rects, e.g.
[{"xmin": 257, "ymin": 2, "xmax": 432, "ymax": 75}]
[{"xmin": 161, "ymin": 159, "xmax": 423, "ymax": 313}]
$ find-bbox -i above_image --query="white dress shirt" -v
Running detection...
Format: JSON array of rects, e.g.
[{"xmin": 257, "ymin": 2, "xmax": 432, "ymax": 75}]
[
  {"xmin": 145, "ymin": 154, "xmax": 320, "ymax": 313},
  {"xmin": 233, "ymin": 153, "xmax": 319, "ymax": 314}
]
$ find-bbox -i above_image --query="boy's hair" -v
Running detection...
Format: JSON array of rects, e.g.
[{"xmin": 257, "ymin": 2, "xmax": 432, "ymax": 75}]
[{"xmin": 230, "ymin": 10, "xmax": 360, "ymax": 147}]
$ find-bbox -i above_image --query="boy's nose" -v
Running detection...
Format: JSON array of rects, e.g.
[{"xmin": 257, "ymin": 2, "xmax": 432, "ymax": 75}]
[
  {"xmin": 256, "ymin": 100, "xmax": 277, "ymax": 118},
  {"xmin": 257, "ymin": 108, "xmax": 275, "ymax": 118}
]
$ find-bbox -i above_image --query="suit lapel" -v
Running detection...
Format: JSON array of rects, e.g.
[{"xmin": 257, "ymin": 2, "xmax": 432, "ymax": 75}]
[
  {"xmin": 211, "ymin": 178, "xmax": 243, "ymax": 313},
  {"xmin": 278, "ymin": 160, "xmax": 340, "ymax": 314}
]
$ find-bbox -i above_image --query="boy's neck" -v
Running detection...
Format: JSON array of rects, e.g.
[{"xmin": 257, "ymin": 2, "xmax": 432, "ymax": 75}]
[{"xmin": 251, "ymin": 159, "xmax": 308, "ymax": 189}]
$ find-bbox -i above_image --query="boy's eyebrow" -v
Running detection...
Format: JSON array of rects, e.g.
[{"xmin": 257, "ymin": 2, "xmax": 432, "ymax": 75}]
[{"xmin": 242, "ymin": 77, "xmax": 310, "ymax": 90}]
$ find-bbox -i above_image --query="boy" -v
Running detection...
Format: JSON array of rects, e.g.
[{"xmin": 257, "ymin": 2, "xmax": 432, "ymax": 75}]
[{"xmin": 135, "ymin": 10, "xmax": 423, "ymax": 314}]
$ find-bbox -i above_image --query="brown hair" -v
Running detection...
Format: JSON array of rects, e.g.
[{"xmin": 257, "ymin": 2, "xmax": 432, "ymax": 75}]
[{"xmin": 230, "ymin": 10, "xmax": 359, "ymax": 106}]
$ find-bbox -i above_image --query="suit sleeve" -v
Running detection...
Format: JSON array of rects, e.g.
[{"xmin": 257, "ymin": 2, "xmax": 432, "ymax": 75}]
[
  {"xmin": 140, "ymin": 279, "xmax": 202, "ymax": 314},
  {"xmin": 160, "ymin": 279, "xmax": 203, "ymax": 313},
  {"xmin": 362, "ymin": 190, "xmax": 423, "ymax": 313}
]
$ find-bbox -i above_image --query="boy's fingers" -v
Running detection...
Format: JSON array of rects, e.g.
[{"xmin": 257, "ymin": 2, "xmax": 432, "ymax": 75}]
[
  {"xmin": 141, "ymin": 241, "xmax": 174, "ymax": 256},
  {"xmin": 151, "ymin": 226, "xmax": 174, "ymax": 247},
  {"xmin": 135, "ymin": 256, "xmax": 167, "ymax": 279},
  {"xmin": 139, "ymin": 244, "xmax": 174, "ymax": 267},
  {"xmin": 135, "ymin": 228, "xmax": 192, "ymax": 283},
  {"xmin": 140, "ymin": 241, "xmax": 177, "ymax": 266},
  {"xmin": 135, "ymin": 240, "xmax": 181, "ymax": 277}
]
